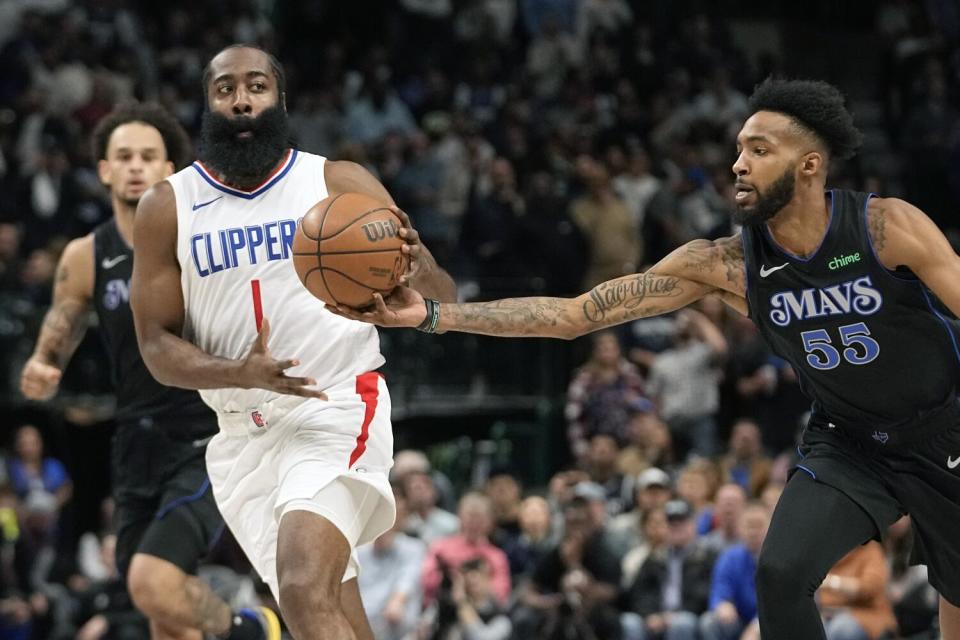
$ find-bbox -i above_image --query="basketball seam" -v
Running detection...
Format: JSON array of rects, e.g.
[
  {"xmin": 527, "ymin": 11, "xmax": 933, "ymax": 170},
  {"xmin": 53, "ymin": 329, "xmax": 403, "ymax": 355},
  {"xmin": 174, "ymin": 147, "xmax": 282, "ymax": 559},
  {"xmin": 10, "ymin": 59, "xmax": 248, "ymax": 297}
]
[
  {"xmin": 320, "ymin": 266, "xmax": 394, "ymax": 294},
  {"xmin": 292, "ymin": 248, "xmax": 402, "ymax": 256},
  {"xmin": 316, "ymin": 194, "xmax": 345, "ymax": 305},
  {"xmin": 302, "ymin": 192, "xmax": 344, "ymax": 242},
  {"xmin": 320, "ymin": 207, "xmax": 395, "ymax": 241}
]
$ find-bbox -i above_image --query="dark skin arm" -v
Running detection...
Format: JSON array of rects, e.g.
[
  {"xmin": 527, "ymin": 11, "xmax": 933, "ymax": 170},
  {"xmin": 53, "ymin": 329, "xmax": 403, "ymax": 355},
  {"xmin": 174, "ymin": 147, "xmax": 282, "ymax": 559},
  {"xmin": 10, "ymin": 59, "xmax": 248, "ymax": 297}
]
[
  {"xmin": 324, "ymin": 160, "xmax": 457, "ymax": 302},
  {"xmin": 20, "ymin": 236, "xmax": 94, "ymax": 400},
  {"xmin": 329, "ymin": 235, "xmax": 748, "ymax": 339},
  {"xmin": 130, "ymin": 181, "xmax": 325, "ymax": 397}
]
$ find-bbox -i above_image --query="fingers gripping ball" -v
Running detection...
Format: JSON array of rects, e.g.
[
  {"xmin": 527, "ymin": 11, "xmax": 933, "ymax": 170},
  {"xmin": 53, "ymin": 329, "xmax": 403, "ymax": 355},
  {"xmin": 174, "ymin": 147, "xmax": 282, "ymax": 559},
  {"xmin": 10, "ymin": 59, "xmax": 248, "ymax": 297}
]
[{"xmin": 293, "ymin": 193, "xmax": 409, "ymax": 308}]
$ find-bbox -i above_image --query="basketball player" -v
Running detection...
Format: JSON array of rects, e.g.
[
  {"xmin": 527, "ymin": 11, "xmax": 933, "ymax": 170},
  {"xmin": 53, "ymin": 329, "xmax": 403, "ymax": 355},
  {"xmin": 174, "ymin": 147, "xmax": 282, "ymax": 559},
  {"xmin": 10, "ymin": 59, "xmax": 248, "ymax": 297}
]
[
  {"xmin": 129, "ymin": 45, "xmax": 455, "ymax": 640},
  {"xmin": 20, "ymin": 103, "xmax": 279, "ymax": 640},
  {"xmin": 332, "ymin": 78, "xmax": 960, "ymax": 639}
]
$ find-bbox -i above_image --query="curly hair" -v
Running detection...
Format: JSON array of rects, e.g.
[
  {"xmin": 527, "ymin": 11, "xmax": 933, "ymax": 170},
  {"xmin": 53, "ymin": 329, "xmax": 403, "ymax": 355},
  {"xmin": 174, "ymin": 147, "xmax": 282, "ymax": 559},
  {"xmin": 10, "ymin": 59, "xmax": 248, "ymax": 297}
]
[
  {"xmin": 91, "ymin": 102, "xmax": 192, "ymax": 170},
  {"xmin": 748, "ymin": 78, "xmax": 863, "ymax": 161}
]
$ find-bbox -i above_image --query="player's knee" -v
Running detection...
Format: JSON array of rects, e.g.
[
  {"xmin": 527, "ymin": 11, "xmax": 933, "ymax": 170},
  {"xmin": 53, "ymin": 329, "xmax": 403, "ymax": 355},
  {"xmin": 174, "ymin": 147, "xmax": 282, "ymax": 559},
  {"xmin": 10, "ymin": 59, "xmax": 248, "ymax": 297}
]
[
  {"xmin": 128, "ymin": 554, "xmax": 187, "ymax": 618},
  {"xmin": 755, "ymin": 546, "xmax": 802, "ymax": 600},
  {"xmin": 278, "ymin": 561, "xmax": 343, "ymax": 618}
]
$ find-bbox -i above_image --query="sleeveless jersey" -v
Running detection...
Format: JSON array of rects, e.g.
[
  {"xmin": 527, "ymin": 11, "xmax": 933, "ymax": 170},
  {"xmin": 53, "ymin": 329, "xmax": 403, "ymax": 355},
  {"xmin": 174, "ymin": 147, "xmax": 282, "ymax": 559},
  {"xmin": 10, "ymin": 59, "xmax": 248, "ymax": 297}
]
[
  {"xmin": 741, "ymin": 189, "xmax": 960, "ymax": 429},
  {"xmin": 92, "ymin": 219, "xmax": 212, "ymax": 431},
  {"xmin": 166, "ymin": 149, "xmax": 384, "ymax": 415}
]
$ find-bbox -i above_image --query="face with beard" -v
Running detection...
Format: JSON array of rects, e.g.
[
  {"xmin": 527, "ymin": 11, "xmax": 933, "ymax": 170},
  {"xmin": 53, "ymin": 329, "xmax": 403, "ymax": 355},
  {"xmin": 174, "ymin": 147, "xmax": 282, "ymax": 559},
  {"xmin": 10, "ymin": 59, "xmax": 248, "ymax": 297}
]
[
  {"xmin": 97, "ymin": 123, "xmax": 173, "ymax": 210},
  {"xmin": 201, "ymin": 46, "xmax": 289, "ymax": 186},
  {"xmin": 199, "ymin": 106, "xmax": 289, "ymax": 185},
  {"xmin": 732, "ymin": 166, "xmax": 795, "ymax": 226},
  {"xmin": 732, "ymin": 111, "xmax": 822, "ymax": 226}
]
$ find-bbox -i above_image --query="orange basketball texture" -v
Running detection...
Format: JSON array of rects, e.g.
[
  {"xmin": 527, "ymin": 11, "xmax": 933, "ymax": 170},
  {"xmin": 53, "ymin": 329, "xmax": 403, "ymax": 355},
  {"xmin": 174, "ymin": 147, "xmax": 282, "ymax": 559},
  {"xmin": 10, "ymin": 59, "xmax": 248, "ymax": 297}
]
[{"xmin": 293, "ymin": 193, "xmax": 409, "ymax": 308}]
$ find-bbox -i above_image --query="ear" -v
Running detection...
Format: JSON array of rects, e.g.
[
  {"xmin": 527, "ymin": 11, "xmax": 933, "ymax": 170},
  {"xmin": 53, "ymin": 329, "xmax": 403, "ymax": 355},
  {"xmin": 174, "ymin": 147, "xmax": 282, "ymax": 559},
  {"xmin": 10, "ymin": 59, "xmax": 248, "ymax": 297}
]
[
  {"xmin": 280, "ymin": 91, "xmax": 287, "ymax": 113},
  {"xmin": 801, "ymin": 151, "xmax": 824, "ymax": 176},
  {"xmin": 97, "ymin": 159, "xmax": 112, "ymax": 186},
  {"xmin": 163, "ymin": 160, "xmax": 175, "ymax": 178}
]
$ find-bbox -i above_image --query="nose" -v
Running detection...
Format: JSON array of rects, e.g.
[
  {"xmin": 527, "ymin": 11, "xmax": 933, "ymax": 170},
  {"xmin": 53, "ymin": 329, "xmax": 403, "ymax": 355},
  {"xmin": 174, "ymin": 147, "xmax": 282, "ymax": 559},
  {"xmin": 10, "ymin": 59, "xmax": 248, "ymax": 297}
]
[
  {"xmin": 731, "ymin": 152, "xmax": 749, "ymax": 177},
  {"xmin": 231, "ymin": 86, "xmax": 253, "ymax": 116}
]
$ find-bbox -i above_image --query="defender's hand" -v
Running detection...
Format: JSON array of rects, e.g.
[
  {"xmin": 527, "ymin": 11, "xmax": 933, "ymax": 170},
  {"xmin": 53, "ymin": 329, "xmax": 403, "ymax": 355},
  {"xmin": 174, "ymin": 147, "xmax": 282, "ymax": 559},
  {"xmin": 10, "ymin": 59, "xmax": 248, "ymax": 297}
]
[
  {"xmin": 239, "ymin": 318, "xmax": 327, "ymax": 399},
  {"xmin": 326, "ymin": 287, "xmax": 427, "ymax": 328},
  {"xmin": 20, "ymin": 357, "xmax": 62, "ymax": 401},
  {"xmin": 392, "ymin": 206, "xmax": 422, "ymax": 284}
]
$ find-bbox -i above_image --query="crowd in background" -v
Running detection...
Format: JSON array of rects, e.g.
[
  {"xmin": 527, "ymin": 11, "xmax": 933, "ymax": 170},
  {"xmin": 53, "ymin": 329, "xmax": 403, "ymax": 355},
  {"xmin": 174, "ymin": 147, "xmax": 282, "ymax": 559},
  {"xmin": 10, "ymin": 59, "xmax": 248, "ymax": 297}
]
[{"xmin": 0, "ymin": 0, "xmax": 957, "ymax": 637}]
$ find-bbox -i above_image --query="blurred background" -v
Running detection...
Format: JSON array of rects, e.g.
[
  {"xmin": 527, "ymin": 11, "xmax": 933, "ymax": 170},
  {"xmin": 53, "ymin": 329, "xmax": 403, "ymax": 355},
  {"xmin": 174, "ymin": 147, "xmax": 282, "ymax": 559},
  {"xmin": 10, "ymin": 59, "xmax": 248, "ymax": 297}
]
[{"xmin": 0, "ymin": 0, "xmax": 957, "ymax": 638}]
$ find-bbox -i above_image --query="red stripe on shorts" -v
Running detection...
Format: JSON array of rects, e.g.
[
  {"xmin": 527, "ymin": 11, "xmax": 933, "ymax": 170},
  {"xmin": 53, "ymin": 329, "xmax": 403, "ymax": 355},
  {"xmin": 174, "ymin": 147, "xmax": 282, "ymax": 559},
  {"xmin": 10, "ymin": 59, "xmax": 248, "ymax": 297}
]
[{"xmin": 349, "ymin": 372, "xmax": 380, "ymax": 467}]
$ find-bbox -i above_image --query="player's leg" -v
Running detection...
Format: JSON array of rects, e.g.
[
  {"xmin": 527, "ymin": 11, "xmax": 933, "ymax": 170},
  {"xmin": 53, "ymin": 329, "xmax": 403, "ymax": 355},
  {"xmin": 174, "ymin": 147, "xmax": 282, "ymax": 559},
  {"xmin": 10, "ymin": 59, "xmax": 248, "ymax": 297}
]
[
  {"xmin": 128, "ymin": 553, "xmax": 226, "ymax": 636},
  {"xmin": 339, "ymin": 577, "xmax": 374, "ymax": 640},
  {"xmin": 276, "ymin": 510, "xmax": 355, "ymax": 639},
  {"xmin": 276, "ymin": 477, "xmax": 384, "ymax": 640},
  {"xmin": 940, "ymin": 597, "xmax": 960, "ymax": 640},
  {"xmin": 756, "ymin": 470, "xmax": 878, "ymax": 640}
]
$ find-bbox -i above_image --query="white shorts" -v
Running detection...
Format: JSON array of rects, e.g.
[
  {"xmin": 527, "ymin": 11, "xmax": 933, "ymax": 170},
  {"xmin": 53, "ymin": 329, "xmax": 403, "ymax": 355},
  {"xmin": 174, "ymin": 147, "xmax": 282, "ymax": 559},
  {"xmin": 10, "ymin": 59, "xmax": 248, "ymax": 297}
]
[{"xmin": 205, "ymin": 372, "xmax": 396, "ymax": 599}]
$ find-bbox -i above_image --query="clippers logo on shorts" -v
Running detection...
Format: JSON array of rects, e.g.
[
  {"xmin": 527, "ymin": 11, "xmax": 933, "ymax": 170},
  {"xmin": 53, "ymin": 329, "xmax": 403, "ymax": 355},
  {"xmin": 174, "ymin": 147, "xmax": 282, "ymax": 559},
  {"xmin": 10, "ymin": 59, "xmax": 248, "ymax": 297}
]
[
  {"xmin": 768, "ymin": 276, "xmax": 883, "ymax": 327},
  {"xmin": 190, "ymin": 219, "xmax": 299, "ymax": 278},
  {"xmin": 251, "ymin": 410, "xmax": 266, "ymax": 429},
  {"xmin": 362, "ymin": 219, "xmax": 398, "ymax": 242},
  {"xmin": 103, "ymin": 279, "xmax": 130, "ymax": 310}
]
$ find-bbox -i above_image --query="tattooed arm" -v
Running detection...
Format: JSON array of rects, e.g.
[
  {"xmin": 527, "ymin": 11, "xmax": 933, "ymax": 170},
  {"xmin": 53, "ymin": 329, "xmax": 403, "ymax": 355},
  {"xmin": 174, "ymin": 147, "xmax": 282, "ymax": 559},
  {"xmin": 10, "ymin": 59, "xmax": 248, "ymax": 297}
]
[
  {"xmin": 20, "ymin": 236, "xmax": 94, "ymax": 400},
  {"xmin": 329, "ymin": 235, "xmax": 748, "ymax": 338},
  {"xmin": 867, "ymin": 197, "xmax": 960, "ymax": 318}
]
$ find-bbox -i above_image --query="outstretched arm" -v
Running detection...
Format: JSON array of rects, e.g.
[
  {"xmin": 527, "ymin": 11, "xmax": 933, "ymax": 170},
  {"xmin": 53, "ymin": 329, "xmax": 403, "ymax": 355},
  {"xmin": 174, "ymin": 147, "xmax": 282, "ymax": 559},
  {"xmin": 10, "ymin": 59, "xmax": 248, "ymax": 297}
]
[{"xmin": 330, "ymin": 235, "xmax": 748, "ymax": 339}]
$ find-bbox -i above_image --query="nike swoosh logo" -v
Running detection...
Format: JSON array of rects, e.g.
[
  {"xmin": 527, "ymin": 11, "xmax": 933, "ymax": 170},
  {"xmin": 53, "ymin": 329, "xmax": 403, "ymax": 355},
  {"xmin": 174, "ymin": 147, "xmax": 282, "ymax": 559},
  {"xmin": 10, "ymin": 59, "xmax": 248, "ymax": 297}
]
[
  {"xmin": 759, "ymin": 263, "xmax": 789, "ymax": 278},
  {"xmin": 192, "ymin": 196, "xmax": 223, "ymax": 211},
  {"xmin": 101, "ymin": 255, "xmax": 128, "ymax": 269},
  {"xmin": 948, "ymin": 456, "xmax": 960, "ymax": 469}
]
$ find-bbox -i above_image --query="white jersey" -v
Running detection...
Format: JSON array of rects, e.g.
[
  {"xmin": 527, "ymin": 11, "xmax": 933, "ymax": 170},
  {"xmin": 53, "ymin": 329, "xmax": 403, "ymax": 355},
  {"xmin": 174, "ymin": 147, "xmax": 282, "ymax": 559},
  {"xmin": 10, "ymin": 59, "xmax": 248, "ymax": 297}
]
[{"xmin": 167, "ymin": 149, "xmax": 384, "ymax": 416}]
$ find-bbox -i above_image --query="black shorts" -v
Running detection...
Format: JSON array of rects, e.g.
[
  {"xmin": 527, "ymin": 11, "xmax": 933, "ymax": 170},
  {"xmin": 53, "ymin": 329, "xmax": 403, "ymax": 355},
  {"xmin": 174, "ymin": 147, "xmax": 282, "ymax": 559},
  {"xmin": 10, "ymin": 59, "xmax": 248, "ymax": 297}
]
[
  {"xmin": 114, "ymin": 452, "xmax": 224, "ymax": 578},
  {"xmin": 797, "ymin": 399, "xmax": 960, "ymax": 605}
]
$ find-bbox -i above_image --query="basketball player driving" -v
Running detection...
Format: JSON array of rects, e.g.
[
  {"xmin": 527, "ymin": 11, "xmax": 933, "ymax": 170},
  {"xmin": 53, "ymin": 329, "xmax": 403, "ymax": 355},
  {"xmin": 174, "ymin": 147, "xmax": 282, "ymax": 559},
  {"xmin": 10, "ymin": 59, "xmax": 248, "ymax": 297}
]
[{"xmin": 130, "ymin": 45, "xmax": 455, "ymax": 640}]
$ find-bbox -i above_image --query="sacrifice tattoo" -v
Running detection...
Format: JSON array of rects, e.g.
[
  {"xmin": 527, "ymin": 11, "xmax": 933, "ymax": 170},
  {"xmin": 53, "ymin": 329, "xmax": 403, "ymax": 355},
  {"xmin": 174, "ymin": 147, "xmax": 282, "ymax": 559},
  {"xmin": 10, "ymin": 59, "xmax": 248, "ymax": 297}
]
[{"xmin": 582, "ymin": 273, "xmax": 682, "ymax": 323}]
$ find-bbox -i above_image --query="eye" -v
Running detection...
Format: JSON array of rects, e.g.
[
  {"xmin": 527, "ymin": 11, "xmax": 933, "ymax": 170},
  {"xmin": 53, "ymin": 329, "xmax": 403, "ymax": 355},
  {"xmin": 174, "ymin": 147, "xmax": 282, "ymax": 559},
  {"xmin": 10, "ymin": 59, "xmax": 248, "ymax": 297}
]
[
  {"xmin": 251, "ymin": 82, "xmax": 265, "ymax": 92},
  {"xmin": 217, "ymin": 85, "xmax": 232, "ymax": 94},
  {"xmin": 754, "ymin": 148, "xmax": 767, "ymax": 156}
]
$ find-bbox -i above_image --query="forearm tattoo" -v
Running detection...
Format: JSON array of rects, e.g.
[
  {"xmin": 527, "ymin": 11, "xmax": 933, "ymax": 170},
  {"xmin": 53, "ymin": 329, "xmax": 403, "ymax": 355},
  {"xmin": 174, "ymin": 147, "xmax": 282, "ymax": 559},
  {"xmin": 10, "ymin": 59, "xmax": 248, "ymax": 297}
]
[{"xmin": 37, "ymin": 297, "xmax": 88, "ymax": 366}]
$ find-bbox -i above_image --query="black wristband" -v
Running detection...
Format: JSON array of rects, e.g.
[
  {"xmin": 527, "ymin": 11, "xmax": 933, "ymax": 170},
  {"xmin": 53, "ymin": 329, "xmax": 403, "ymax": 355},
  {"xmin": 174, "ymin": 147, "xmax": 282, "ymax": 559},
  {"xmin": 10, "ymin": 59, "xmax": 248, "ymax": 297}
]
[{"xmin": 416, "ymin": 298, "xmax": 440, "ymax": 333}]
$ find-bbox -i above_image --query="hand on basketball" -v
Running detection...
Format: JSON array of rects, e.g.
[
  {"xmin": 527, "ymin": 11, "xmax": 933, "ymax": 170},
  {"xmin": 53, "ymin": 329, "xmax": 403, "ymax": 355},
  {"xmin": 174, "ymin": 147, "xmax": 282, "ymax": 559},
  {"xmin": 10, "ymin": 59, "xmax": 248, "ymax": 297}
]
[
  {"xmin": 325, "ymin": 287, "xmax": 427, "ymax": 328},
  {"xmin": 239, "ymin": 318, "xmax": 327, "ymax": 399},
  {"xmin": 391, "ymin": 206, "xmax": 422, "ymax": 284},
  {"xmin": 20, "ymin": 357, "xmax": 62, "ymax": 401}
]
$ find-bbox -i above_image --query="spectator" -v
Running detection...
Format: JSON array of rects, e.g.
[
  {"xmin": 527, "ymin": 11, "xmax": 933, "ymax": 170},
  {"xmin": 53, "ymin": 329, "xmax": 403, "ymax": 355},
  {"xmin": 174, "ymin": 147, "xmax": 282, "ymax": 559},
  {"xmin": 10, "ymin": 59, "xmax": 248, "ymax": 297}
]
[
  {"xmin": 569, "ymin": 155, "xmax": 640, "ymax": 288},
  {"xmin": 719, "ymin": 418, "xmax": 773, "ymax": 498},
  {"xmin": 358, "ymin": 487, "xmax": 426, "ymax": 640},
  {"xmin": 583, "ymin": 435, "xmax": 633, "ymax": 517},
  {"xmin": 818, "ymin": 541, "xmax": 897, "ymax": 640},
  {"xmin": 617, "ymin": 400, "xmax": 671, "ymax": 476},
  {"xmin": 676, "ymin": 459, "xmax": 721, "ymax": 536},
  {"xmin": 422, "ymin": 493, "xmax": 511, "ymax": 606},
  {"xmin": 884, "ymin": 516, "xmax": 938, "ymax": 636},
  {"xmin": 484, "ymin": 470, "xmax": 522, "ymax": 547},
  {"xmin": 404, "ymin": 470, "xmax": 460, "ymax": 546},
  {"xmin": 608, "ymin": 466, "xmax": 672, "ymax": 554},
  {"xmin": 701, "ymin": 484, "xmax": 747, "ymax": 554},
  {"xmin": 7, "ymin": 425, "xmax": 71, "ymax": 547},
  {"xmin": 344, "ymin": 65, "xmax": 417, "ymax": 145},
  {"xmin": 620, "ymin": 505, "xmax": 669, "ymax": 589},
  {"xmin": 611, "ymin": 146, "xmax": 662, "ymax": 231},
  {"xmin": 646, "ymin": 308, "xmax": 728, "ymax": 457},
  {"xmin": 514, "ymin": 496, "xmax": 623, "ymax": 640},
  {"xmin": 566, "ymin": 331, "xmax": 647, "ymax": 461},
  {"xmin": 625, "ymin": 499, "xmax": 717, "ymax": 640},
  {"xmin": 699, "ymin": 502, "xmax": 770, "ymax": 640},
  {"xmin": 502, "ymin": 496, "xmax": 557, "ymax": 579},
  {"xmin": 70, "ymin": 533, "xmax": 149, "ymax": 640},
  {"xmin": 422, "ymin": 556, "xmax": 512, "ymax": 640}
]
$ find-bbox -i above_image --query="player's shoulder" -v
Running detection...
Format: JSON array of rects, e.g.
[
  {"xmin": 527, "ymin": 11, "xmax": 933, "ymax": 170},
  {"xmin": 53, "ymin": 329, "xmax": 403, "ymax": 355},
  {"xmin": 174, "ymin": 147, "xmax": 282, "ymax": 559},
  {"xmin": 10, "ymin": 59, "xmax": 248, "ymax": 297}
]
[
  {"xmin": 57, "ymin": 233, "xmax": 95, "ymax": 296},
  {"xmin": 137, "ymin": 180, "xmax": 176, "ymax": 216},
  {"xmin": 62, "ymin": 233, "xmax": 95, "ymax": 263},
  {"xmin": 323, "ymin": 159, "xmax": 381, "ymax": 195}
]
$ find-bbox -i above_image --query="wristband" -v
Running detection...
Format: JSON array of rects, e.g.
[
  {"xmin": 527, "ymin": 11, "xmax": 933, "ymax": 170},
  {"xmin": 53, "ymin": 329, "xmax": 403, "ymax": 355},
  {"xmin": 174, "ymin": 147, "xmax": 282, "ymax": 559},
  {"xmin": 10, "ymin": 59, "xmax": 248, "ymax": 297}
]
[{"xmin": 416, "ymin": 298, "xmax": 441, "ymax": 333}]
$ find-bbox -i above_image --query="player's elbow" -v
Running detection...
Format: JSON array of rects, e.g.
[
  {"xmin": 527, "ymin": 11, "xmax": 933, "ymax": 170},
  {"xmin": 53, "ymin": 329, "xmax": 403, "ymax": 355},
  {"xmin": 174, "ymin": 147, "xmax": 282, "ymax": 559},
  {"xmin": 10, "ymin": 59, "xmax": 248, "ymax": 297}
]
[
  {"xmin": 562, "ymin": 322, "xmax": 589, "ymax": 341},
  {"xmin": 136, "ymin": 328, "xmax": 175, "ymax": 386}
]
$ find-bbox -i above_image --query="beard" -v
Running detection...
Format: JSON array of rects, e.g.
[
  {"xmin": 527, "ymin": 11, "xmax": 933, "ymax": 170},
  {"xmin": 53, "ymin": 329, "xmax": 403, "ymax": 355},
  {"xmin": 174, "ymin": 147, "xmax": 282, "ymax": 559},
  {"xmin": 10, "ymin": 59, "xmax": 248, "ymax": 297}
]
[
  {"xmin": 732, "ymin": 167, "xmax": 796, "ymax": 226},
  {"xmin": 198, "ymin": 105, "xmax": 290, "ymax": 185}
]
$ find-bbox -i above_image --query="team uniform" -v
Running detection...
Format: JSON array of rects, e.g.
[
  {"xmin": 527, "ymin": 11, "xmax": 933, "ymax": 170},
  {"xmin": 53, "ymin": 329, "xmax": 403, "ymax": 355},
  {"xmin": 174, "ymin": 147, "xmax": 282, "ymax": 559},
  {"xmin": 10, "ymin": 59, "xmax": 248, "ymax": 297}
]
[
  {"xmin": 741, "ymin": 189, "xmax": 960, "ymax": 605},
  {"xmin": 92, "ymin": 220, "xmax": 222, "ymax": 576},
  {"xmin": 165, "ymin": 149, "xmax": 396, "ymax": 597}
]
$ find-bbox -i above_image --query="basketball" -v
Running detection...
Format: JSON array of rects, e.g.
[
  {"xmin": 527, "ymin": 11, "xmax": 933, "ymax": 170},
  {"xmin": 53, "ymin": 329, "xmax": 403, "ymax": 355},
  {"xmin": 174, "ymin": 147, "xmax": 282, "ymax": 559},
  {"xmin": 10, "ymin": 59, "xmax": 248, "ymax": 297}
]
[{"xmin": 292, "ymin": 192, "xmax": 409, "ymax": 309}]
